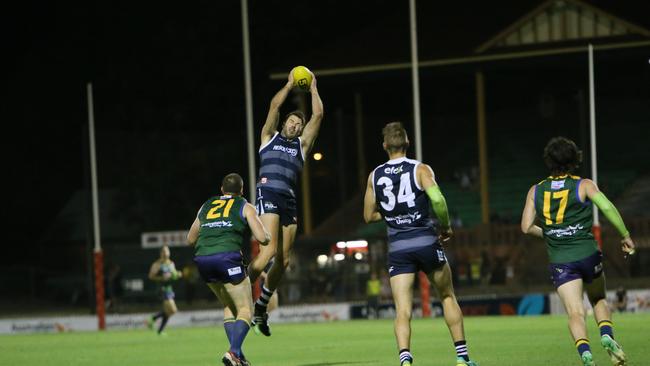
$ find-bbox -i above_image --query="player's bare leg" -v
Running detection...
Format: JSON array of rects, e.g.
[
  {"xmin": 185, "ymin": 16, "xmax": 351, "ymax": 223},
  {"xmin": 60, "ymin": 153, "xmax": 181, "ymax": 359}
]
[
  {"xmin": 389, "ymin": 273, "xmax": 414, "ymax": 365},
  {"xmin": 227, "ymin": 214, "xmax": 277, "ymax": 335},
  {"xmin": 253, "ymin": 224, "xmax": 296, "ymax": 336},
  {"xmin": 248, "ymin": 214, "xmax": 280, "ymax": 283},
  {"xmin": 430, "ymin": 263, "xmax": 464, "ymax": 341},
  {"xmin": 430, "ymin": 263, "xmax": 476, "ymax": 366},
  {"xmin": 557, "ymin": 279, "xmax": 595, "ymax": 366},
  {"xmin": 586, "ymin": 275, "xmax": 627, "ymax": 366},
  {"xmin": 265, "ymin": 224, "xmax": 297, "ymax": 290},
  {"xmin": 152, "ymin": 299, "xmax": 177, "ymax": 335}
]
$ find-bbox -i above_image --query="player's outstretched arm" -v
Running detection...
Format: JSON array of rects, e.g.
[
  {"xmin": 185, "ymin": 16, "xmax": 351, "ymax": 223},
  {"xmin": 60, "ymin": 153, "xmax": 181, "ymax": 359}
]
[
  {"xmin": 261, "ymin": 71, "xmax": 295, "ymax": 145},
  {"xmin": 521, "ymin": 185, "xmax": 543, "ymax": 238},
  {"xmin": 244, "ymin": 203, "xmax": 271, "ymax": 245},
  {"xmin": 418, "ymin": 164, "xmax": 452, "ymax": 241},
  {"xmin": 301, "ymin": 72, "xmax": 324, "ymax": 155},
  {"xmin": 582, "ymin": 179, "xmax": 636, "ymax": 255},
  {"xmin": 363, "ymin": 173, "xmax": 382, "ymax": 223}
]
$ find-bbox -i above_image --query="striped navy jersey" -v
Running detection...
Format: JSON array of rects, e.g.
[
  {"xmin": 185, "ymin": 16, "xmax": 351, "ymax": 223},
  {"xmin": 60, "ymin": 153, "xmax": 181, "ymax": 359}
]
[
  {"xmin": 372, "ymin": 157, "xmax": 437, "ymax": 252},
  {"xmin": 257, "ymin": 132, "xmax": 305, "ymax": 197}
]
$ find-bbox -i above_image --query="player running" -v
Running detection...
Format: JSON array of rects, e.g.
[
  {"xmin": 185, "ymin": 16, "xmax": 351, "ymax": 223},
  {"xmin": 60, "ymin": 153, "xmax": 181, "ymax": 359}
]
[
  {"xmin": 147, "ymin": 245, "xmax": 182, "ymax": 335},
  {"xmin": 521, "ymin": 137, "xmax": 635, "ymax": 366},
  {"xmin": 363, "ymin": 122, "xmax": 478, "ymax": 366},
  {"xmin": 246, "ymin": 67, "xmax": 324, "ymax": 336},
  {"xmin": 188, "ymin": 173, "xmax": 271, "ymax": 366}
]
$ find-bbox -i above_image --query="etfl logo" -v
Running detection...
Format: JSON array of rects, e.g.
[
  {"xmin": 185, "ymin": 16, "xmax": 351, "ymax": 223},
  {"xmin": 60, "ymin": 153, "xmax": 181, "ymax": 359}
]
[{"xmin": 384, "ymin": 165, "xmax": 403, "ymax": 175}]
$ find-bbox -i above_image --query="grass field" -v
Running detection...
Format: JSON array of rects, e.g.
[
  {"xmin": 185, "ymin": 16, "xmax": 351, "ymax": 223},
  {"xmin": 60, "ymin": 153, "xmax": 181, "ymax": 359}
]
[{"xmin": 1, "ymin": 313, "xmax": 648, "ymax": 366}]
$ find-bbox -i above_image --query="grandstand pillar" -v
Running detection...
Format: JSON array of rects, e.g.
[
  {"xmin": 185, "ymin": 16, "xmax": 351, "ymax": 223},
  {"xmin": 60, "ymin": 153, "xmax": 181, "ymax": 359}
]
[
  {"xmin": 354, "ymin": 93, "xmax": 367, "ymax": 191},
  {"xmin": 475, "ymin": 71, "xmax": 490, "ymax": 224},
  {"xmin": 298, "ymin": 93, "xmax": 313, "ymax": 234}
]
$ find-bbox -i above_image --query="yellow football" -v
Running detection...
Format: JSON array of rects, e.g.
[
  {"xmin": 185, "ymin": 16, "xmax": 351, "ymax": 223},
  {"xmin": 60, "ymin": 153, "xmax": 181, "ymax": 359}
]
[{"xmin": 292, "ymin": 66, "xmax": 312, "ymax": 89}]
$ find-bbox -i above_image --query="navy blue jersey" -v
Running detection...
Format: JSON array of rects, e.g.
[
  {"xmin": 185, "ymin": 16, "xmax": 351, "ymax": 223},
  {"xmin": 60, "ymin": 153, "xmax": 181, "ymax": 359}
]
[
  {"xmin": 257, "ymin": 132, "xmax": 304, "ymax": 198},
  {"xmin": 372, "ymin": 157, "xmax": 437, "ymax": 252}
]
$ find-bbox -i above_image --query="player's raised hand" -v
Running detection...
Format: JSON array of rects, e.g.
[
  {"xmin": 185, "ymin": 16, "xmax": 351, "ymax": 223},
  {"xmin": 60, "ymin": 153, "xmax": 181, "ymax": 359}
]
[
  {"xmin": 309, "ymin": 71, "xmax": 317, "ymax": 92},
  {"xmin": 287, "ymin": 68, "xmax": 295, "ymax": 86},
  {"xmin": 621, "ymin": 236, "xmax": 636, "ymax": 256},
  {"xmin": 439, "ymin": 227, "xmax": 453, "ymax": 243}
]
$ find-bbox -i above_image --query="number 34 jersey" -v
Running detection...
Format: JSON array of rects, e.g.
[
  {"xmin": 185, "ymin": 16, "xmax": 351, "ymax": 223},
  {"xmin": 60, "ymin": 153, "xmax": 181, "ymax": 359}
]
[
  {"xmin": 372, "ymin": 157, "xmax": 438, "ymax": 253},
  {"xmin": 534, "ymin": 175, "xmax": 598, "ymax": 263}
]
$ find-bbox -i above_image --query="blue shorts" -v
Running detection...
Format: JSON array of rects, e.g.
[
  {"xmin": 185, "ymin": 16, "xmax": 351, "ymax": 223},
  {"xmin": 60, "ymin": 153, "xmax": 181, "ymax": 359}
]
[
  {"xmin": 256, "ymin": 187, "xmax": 297, "ymax": 226},
  {"xmin": 387, "ymin": 244, "xmax": 447, "ymax": 277},
  {"xmin": 161, "ymin": 288, "xmax": 175, "ymax": 301},
  {"xmin": 549, "ymin": 251, "xmax": 603, "ymax": 288},
  {"xmin": 194, "ymin": 251, "xmax": 247, "ymax": 285}
]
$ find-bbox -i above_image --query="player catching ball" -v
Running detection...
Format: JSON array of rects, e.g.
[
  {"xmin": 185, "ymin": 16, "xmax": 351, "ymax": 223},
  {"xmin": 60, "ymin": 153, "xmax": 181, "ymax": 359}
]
[
  {"xmin": 521, "ymin": 137, "xmax": 635, "ymax": 366},
  {"xmin": 188, "ymin": 173, "xmax": 271, "ymax": 366},
  {"xmin": 248, "ymin": 66, "xmax": 324, "ymax": 336}
]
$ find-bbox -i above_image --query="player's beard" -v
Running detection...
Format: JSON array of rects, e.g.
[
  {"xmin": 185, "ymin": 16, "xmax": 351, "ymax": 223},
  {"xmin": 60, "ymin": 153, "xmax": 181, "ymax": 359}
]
[{"xmin": 285, "ymin": 128, "xmax": 300, "ymax": 139}]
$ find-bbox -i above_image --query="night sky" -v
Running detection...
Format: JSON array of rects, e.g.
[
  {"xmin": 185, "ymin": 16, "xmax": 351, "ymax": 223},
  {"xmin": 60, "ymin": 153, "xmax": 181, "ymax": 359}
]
[{"xmin": 3, "ymin": 1, "xmax": 650, "ymax": 273}]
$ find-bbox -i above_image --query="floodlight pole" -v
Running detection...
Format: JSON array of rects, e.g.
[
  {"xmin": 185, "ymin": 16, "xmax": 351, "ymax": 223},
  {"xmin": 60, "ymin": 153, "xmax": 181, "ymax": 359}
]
[
  {"xmin": 409, "ymin": 0, "xmax": 431, "ymax": 318},
  {"xmin": 241, "ymin": 0, "xmax": 256, "ymax": 203},
  {"xmin": 241, "ymin": 0, "xmax": 264, "ymax": 300},
  {"xmin": 87, "ymin": 82, "xmax": 105, "ymax": 330},
  {"xmin": 588, "ymin": 44, "xmax": 602, "ymax": 248}
]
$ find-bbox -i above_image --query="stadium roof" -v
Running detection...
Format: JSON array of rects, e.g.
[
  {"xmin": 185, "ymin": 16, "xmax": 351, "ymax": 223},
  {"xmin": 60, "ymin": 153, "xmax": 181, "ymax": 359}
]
[{"xmin": 269, "ymin": 0, "xmax": 650, "ymax": 79}]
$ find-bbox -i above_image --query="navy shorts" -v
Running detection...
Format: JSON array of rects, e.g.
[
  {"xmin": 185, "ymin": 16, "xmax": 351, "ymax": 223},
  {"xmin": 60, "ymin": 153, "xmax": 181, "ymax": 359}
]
[
  {"xmin": 549, "ymin": 251, "xmax": 603, "ymax": 288},
  {"xmin": 387, "ymin": 244, "xmax": 447, "ymax": 277},
  {"xmin": 194, "ymin": 251, "xmax": 247, "ymax": 285},
  {"xmin": 256, "ymin": 187, "xmax": 297, "ymax": 226},
  {"xmin": 161, "ymin": 288, "xmax": 175, "ymax": 301}
]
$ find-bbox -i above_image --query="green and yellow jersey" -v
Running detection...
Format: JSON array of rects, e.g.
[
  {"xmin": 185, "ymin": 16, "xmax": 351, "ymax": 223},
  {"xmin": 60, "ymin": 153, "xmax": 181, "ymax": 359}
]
[
  {"xmin": 534, "ymin": 175, "xmax": 598, "ymax": 263},
  {"xmin": 158, "ymin": 260, "xmax": 177, "ymax": 295},
  {"xmin": 195, "ymin": 195, "xmax": 248, "ymax": 256}
]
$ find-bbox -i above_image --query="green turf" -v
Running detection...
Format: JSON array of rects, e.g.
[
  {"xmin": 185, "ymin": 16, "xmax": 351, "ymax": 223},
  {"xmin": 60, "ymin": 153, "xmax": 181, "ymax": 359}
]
[{"xmin": 1, "ymin": 313, "xmax": 647, "ymax": 366}]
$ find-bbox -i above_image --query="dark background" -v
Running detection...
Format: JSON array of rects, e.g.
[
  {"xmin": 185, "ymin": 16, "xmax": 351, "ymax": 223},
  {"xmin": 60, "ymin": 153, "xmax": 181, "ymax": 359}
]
[{"xmin": 2, "ymin": 1, "xmax": 649, "ymax": 306}]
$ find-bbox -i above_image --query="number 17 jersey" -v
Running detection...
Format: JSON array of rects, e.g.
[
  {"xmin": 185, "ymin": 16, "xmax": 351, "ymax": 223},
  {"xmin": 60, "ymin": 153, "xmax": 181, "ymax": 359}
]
[
  {"xmin": 534, "ymin": 175, "xmax": 597, "ymax": 263},
  {"xmin": 372, "ymin": 157, "xmax": 438, "ymax": 253}
]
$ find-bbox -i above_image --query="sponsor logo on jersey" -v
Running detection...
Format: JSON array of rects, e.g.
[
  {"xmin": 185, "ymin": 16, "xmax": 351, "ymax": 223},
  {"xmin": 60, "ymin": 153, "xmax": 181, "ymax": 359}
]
[
  {"xmin": 201, "ymin": 221, "xmax": 233, "ymax": 228},
  {"xmin": 273, "ymin": 144, "xmax": 298, "ymax": 157},
  {"xmin": 436, "ymin": 249, "xmax": 446, "ymax": 262},
  {"xmin": 594, "ymin": 263, "xmax": 603, "ymax": 274},
  {"xmin": 385, "ymin": 211, "xmax": 422, "ymax": 225},
  {"xmin": 227, "ymin": 267, "xmax": 242, "ymax": 276},
  {"xmin": 384, "ymin": 165, "xmax": 404, "ymax": 175},
  {"xmin": 551, "ymin": 180, "xmax": 565, "ymax": 190},
  {"xmin": 546, "ymin": 224, "xmax": 584, "ymax": 237},
  {"xmin": 264, "ymin": 202, "xmax": 277, "ymax": 210}
]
